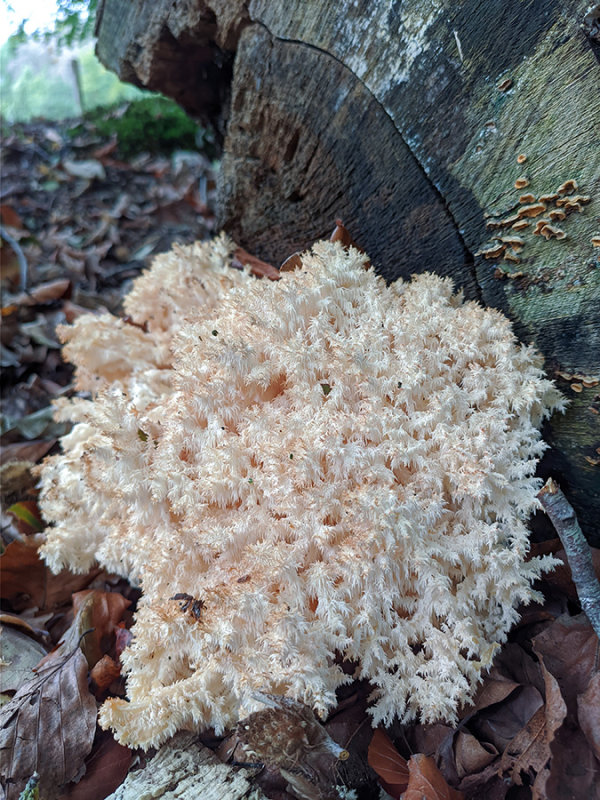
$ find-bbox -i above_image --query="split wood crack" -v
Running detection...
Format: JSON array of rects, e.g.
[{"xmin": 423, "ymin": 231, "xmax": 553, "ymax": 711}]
[{"xmin": 252, "ymin": 19, "xmax": 483, "ymax": 301}]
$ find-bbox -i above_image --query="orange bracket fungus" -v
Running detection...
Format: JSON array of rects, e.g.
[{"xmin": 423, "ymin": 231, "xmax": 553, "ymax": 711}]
[{"xmin": 38, "ymin": 235, "xmax": 564, "ymax": 748}]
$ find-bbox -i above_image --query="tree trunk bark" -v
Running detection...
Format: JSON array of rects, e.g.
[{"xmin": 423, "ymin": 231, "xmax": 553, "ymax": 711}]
[{"xmin": 95, "ymin": 0, "xmax": 600, "ymax": 543}]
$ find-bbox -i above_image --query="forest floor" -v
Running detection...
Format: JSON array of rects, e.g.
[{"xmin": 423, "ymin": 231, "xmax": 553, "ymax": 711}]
[{"xmin": 0, "ymin": 116, "xmax": 599, "ymax": 800}]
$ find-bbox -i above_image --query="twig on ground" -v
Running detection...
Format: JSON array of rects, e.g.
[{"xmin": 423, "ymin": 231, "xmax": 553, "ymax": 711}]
[
  {"xmin": 537, "ymin": 477, "xmax": 600, "ymax": 638},
  {"xmin": 1, "ymin": 224, "xmax": 29, "ymax": 291}
]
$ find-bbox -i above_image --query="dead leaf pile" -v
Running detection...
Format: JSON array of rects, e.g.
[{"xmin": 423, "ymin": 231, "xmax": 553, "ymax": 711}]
[
  {"xmin": 1, "ymin": 118, "xmax": 216, "ymax": 301},
  {"xmin": 1, "ymin": 114, "xmax": 217, "ymax": 548},
  {"xmin": 0, "ymin": 110, "xmax": 215, "ymax": 800},
  {"xmin": 0, "ymin": 576, "xmax": 135, "ymax": 799}
]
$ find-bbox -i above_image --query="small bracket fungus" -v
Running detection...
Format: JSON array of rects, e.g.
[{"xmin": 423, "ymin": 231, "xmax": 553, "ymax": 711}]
[
  {"xmin": 480, "ymin": 174, "xmax": 593, "ymax": 268},
  {"xmin": 38, "ymin": 235, "xmax": 565, "ymax": 748}
]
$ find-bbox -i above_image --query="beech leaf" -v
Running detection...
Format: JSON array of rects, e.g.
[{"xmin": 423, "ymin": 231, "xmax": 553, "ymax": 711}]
[
  {"xmin": 12, "ymin": 278, "xmax": 71, "ymax": 307},
  {"xmin": 68, "ymin": 590, "xmax": 131, "ymax": 669},
  {"xmin": 367, "ymin": 728, "xmax": 409, "ymax": 798},
  {"xmin": 0, "ymin": 626, "xmax": 47, "ymax": 693},
  {"xmin": 58, "ymin": 729, "xmax": 132, "ymax": 800},
  {"xmin": 404, "ymin": 753, "xmax": 464, "ymax": 800},
  {"xmin": 232, "ymin": 246, "xmax": 280, "ymax": 280},
  {"xmin": 0, "ymin": 647, "xmax": 97, "ymax": 800},
  {"xmin": 90, "ymin": 654, "xmax": 122, "ymax": 694},
  {"xmin": 453, "ymin": 731, "xmax": 497, "ymax": 778},
  {"xmin": 0, "ymin": 540, "xmax": 98, "ymax": 611},
  {"xmin": 577, "ymin": 672, "xmax": 600, "ymax": 760},
  {"xmin": 499, "ymin": 655, "xmax": 566, "ymax": 792},
  {"xmin": 0, "ymin": 439, "xmax": 56, "ymax": 465}
]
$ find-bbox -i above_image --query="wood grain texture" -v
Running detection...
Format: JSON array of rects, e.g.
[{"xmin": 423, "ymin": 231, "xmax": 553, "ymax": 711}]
[
  {"xmin": 219, "ymin": 25, "xmax": 472, "ymax": 288},
  {"xmin": 96, "ymin": 0, "xmax": 600, "ymax": 540},
  {"xmin": 105, "ymin": 732, "xmax": 266, "ymax": 800}
]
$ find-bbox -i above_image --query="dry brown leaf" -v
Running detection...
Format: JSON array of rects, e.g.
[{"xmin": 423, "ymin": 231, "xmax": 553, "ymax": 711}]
[
  {"xmin": 12, "ymin": 278, "xmax": 71, "ymax": 306},
  {"xmin": 62, "ymin": 299, "xmax": 99, "ymax": 323},
  {"xmin": 329, "ymin": 219, "xmax": 371, "ymax": 267},
  {"xmin": 70, "ymin": 590, "xmax": 131, "ymax": 668},
  {"xmin": 0, "ymin": 647, "xmax": 97, "ymax": 799},
  {"xmin": 499, "ymin": 656, "xmax": 566, "ymax": 793},
  {"xmin": 533, "ymin": 614, "xmax": 598, "ymax": 704},
  {"xmin": 538, "ymin": 547, "xmax": 600, "ymax": 600},
  {"xmin": 57, "ymin": 729, "xmax": 131, "ymax": 800},
  {"xmin": 330, "ymin": 219, "xmax": 356, "ymax": 247},
  {"xmin": 0, "ymin": 624, "xmax": 47, "ymax": 692},
  {"xmin": 91, "ymin": 137, "xmax": 119, "ymax": 160},
  {"xmin": 367, "ymin": 728, "xmax": 409, "ymax": 797},
  {"xmin": 471, "ymin": 684, "xmax": 543, "ymax": 752},
  {"xmin": 411, "ymin": 723, "xmax": 455, "ymax": 759},
  {"xmin": 90, "ymin": 654, "xmax": 122, "ymax": 694},
  {"xmin": 457, "ymin": 760, "xmax": 510, "ymax": 800},
  {"xmin": 404, "ymin": 753, "xmax": 464, "ymax": 800},
  {"xmin": 410, "ymin": 723, "xmax": 457, "ymax": 788},
  {"xmin": 498, "ymin": 701, "xmax": 543, "ymax": 783},
  {"xmin": 492, "ymin": 642, "xmax": 545, "ymax": 693},
  {"xmin": 533, "ymin": 657, "xmax": 569, "ymax": 799},
  {"xmin": 114, "ymin": 624, "xmax": 134, "ymax": 660},
  {"xmin": 232, "ymin": 246, "xmax": 280, "ymax": 280},
  {"xmin": 577, "ymin": 671, "xmax": 600, "ymax": 760},
  {"xmin": 0, "ymin": 460, "xmax": 37, "ymax": 501},
  {"xmin": 40, "ymin": 590, "xmax": 130, "ymax": 673},
  {"xmin": 0, "ymin": 540, "xmax": 98, "ymax": 611},
  {"xmin": 469, "ymin": 676, "xmax": 520, "ymax": 714},
  {"xmin": 279, "ymin": 252, "xmax": 304, "ymax": 272},
  {"xmin": 545, "ymin": 727, "xmax": 600, "ymax": 800},
  {"xmin": 0, "ymin": 612, "xmax": 45, "ymax": 637},
  {"xmin": 532, "ymin": 614, "xmax": 600, "ymax": 799},
  {"xmin": 454, "ymin": 731, "xmax": 497, "ymax": 778},
  {"xmin": 0, "ymin": 439, "xmax": 56, "ymax": 465},
  {"xmin": 0, "ymin": 204, "xmax": 23, "ymax": 229}
]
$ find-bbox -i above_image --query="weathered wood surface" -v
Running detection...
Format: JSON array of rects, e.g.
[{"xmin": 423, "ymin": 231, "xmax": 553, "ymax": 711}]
[
  {"xmin": 105, "ymin": 732, "xmax": 266, "ymax": 800},
  {"xmin": 96, "ymin": 0, "xmax": 599, "ymax": 542}
]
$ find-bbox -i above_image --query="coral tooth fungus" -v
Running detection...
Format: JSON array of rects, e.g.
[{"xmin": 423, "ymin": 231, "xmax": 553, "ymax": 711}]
[{"xmin": 38, "ymin": 235, "xmax": 564, "ymax": 748}]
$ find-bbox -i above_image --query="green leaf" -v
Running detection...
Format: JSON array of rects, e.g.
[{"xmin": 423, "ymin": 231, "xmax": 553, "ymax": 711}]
[
  {"xmin": 7, "ymin": 502, "xmax": 44, "ymax": 533},
  {"xmin": 321, "ymin": 383, "xmax": 331, "ymax": 396}
]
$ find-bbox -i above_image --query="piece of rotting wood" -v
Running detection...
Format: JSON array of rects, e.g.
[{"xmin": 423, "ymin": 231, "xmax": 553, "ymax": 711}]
[{"xmin": 105, "ymin": 732, "xmax": 267, "ymax": 800}]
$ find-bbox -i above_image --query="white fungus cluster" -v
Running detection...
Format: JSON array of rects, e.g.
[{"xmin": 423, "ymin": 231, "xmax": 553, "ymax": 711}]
[{"xmin": 39, "ymin": 235, "xmax": 564, "ymax": 748}]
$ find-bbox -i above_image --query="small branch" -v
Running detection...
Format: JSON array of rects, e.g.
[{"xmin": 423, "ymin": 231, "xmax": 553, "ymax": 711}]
[
  {"xmin": 537, "ymin": 478, "xmax": 600, "ymax": 638},
  {"xmin": 453, "ymin": 30, "xmax": 464, "ymax": 62},
  {"xmin": 1, "ymin": 224, "xmax": 28, "ymax": 291}
]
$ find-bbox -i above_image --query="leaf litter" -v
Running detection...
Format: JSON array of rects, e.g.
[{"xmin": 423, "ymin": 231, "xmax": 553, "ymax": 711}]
[{"xmin": 0, "ymin": 646, "xmax": 96, "ymax": 799}]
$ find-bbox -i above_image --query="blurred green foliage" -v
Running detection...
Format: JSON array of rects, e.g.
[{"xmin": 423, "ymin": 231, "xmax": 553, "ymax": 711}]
[
  {"xmin": 7, "ymin": 0, "xmax": 98, "ymax": 47},
  {"xmin": 0, "ymin": 40, "xmax": 143, "ymax": 122},
  {"xmin": 89, "ymin": 96, "xmax": 216, "ymax": 157},
  {"xmin": 1, "ymin": 2, "xmax": 216, "ymax": 159}
]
